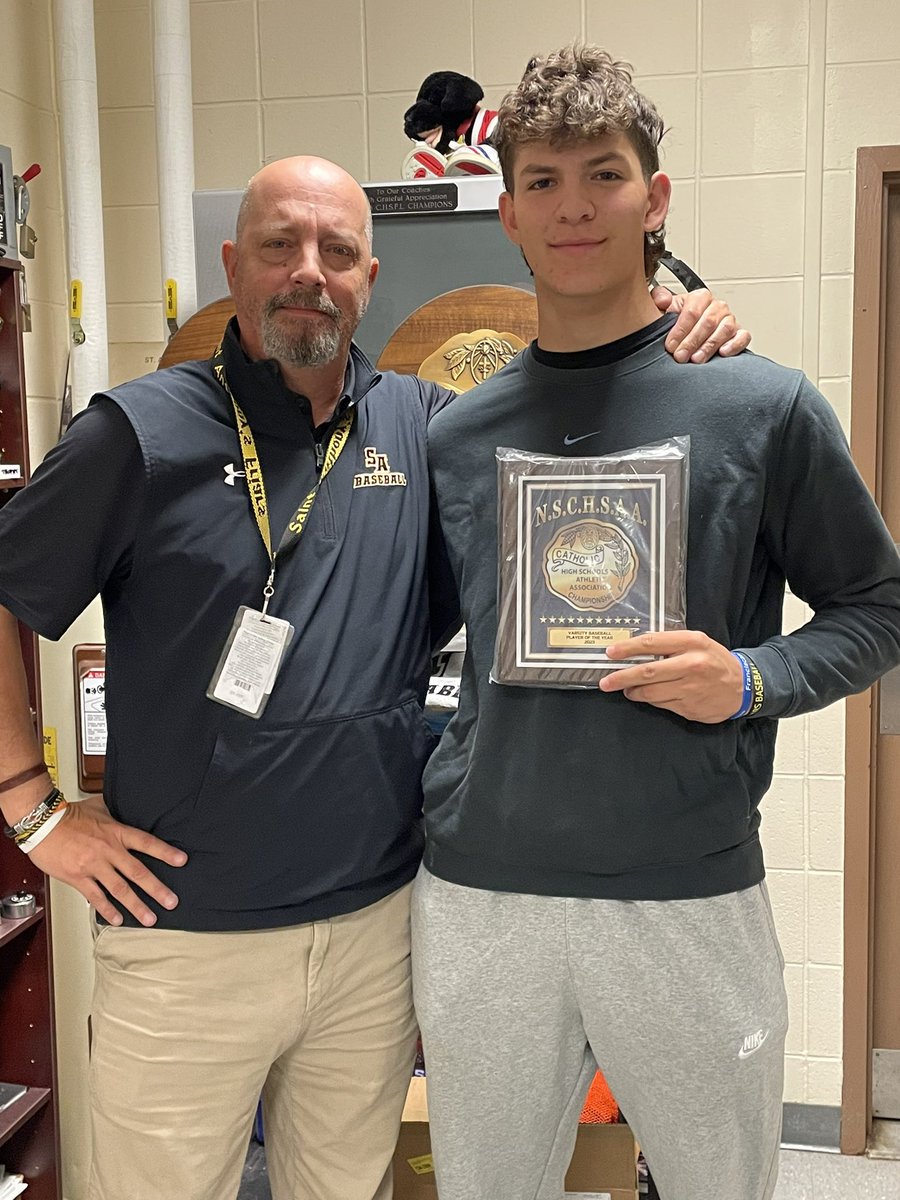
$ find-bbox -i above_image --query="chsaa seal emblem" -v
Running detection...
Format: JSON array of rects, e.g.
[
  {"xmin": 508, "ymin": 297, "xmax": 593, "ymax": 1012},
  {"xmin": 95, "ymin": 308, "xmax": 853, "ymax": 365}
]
[{"xmin": 543, "ymin": 519, "xmax": 638, "ymax": 612}]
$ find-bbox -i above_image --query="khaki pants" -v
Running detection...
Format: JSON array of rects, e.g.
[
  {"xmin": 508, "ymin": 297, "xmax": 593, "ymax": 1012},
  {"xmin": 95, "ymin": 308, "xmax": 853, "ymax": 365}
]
[{"xmin": 88, "ymin": 883, "xmax": 416, "ymax": 1200}]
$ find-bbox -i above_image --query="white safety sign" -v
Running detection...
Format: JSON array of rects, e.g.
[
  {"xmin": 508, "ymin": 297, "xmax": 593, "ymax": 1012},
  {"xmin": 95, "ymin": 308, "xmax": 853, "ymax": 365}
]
[{"xmin": 79, "ymin": 668, "xmax": 107, "ymax": 755}]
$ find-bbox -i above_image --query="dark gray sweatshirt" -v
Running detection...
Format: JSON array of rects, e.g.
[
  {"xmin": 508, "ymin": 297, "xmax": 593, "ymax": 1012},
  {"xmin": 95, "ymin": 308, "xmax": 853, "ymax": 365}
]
[{"xmin": 424, "ymin": 329, "xmax": 900, "ymax": 900}]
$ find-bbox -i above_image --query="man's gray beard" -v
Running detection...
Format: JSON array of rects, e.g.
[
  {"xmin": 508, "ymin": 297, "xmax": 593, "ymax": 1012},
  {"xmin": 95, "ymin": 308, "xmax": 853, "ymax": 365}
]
[
  {"xmin": 260, "ymin": 289, "xmax": 367, "ymax": 367},
  {"xmin": 262, "ymin": 314, "xmax": 342, "ymax": 366}
]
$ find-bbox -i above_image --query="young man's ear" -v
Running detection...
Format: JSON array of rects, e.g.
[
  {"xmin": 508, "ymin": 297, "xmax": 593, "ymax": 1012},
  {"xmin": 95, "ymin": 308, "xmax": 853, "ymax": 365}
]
[
  {"xmin": 498, "ymin": 190, "xmax": 520, "ymax": 247},
  {"xmin": 644, "ymin": 172, "xmax": 672, "ymax": 236}
]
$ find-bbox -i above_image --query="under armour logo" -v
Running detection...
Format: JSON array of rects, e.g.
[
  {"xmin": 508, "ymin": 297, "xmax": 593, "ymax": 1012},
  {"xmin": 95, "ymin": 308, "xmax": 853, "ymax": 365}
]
[{"xmin": 223, "ymin": 462, "xmax": 246, "ymax": 487}]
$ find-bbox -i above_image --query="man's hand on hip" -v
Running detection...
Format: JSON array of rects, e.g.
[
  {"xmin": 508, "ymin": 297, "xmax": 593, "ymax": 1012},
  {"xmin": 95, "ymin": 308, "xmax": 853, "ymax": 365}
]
[
  {"xmin": 599, "ymin": 630, "xmax": 744, "ymax": 723},
  {"xmin": 28, "ymin": 795, "xmax": 187, "ymax": 927}
]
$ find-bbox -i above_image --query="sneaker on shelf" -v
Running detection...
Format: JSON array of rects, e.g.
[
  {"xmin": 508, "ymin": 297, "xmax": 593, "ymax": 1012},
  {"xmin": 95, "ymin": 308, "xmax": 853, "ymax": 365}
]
[
  {"xmin": 445, "ymin": 145, "xmax": 501, "ymax": 176},
  {"xmin": 402, "ymin": 144, "xmax": 448, "ymax": 180}
]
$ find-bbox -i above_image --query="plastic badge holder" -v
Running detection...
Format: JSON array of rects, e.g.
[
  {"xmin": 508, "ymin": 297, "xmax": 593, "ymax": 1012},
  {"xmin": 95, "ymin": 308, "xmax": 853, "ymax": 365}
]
[{"xmin": 492, "ymin": 437, "xmax": 690, "ymax": 688}]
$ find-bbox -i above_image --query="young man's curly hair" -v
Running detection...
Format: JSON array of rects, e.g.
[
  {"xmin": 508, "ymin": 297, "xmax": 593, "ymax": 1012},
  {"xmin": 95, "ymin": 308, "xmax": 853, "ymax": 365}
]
[{"xmin": 495, "ymin": 44, "xmax": 668, "ymax": 279}]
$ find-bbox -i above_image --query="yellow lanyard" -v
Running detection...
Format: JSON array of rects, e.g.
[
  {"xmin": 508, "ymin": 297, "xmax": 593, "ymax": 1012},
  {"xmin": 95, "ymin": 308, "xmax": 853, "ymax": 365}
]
[{"xmin": 212, "ymin": 345, "xmax": 353, "ymax": 611}]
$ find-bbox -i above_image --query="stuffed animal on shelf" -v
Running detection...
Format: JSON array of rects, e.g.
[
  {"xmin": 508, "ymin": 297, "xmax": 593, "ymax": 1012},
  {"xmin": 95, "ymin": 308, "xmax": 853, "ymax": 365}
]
[{"xmin": 402, "ymin": 70, "xmax": 501, "ymax": 179}]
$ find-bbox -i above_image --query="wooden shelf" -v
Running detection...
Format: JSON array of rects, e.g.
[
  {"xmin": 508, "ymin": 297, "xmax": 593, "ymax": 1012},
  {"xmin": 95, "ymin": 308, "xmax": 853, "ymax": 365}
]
[
  {"xmin": 0, "ymin": 1088, "xmax": 51, "ymax": 1148},
  {"xmin": 0, "ymin": 256, "xmax": 61, "ymax": 1198},
  {"xmin": 0, "ymin": 907, "xmax": 44, "ymax": 950}
]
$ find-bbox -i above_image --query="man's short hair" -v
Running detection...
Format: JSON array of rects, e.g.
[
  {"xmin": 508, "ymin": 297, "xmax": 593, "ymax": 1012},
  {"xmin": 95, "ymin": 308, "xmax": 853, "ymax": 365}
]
[{"xmin": 495, "ymin": 44, "xmax": 668, "ymax": 279}]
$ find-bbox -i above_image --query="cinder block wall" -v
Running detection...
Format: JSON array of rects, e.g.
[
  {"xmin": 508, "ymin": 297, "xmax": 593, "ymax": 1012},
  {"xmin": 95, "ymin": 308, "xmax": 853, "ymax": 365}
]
[{"xmin": 4, "ymin": 2, "xmax": 900, "ymax": 1195}]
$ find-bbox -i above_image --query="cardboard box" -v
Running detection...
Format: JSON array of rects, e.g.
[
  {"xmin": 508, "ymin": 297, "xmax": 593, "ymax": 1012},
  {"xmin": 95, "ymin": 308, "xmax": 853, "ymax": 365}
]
[
  {"xmin": 565, "ymin": 1123, "xmax": 639, "ymax": 1200},
  {"xmin": 393, "ymin": 1121, "xmax": 438, "ymax": 1200},
  {"xmin": 392, "ymin": 1080, "xmax": 638, "ymax": 1199}
]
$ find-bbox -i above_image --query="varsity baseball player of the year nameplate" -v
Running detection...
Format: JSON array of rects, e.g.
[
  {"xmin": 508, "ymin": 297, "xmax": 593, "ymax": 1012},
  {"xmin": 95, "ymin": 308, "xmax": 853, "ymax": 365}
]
[{"xmin": 493, "ymin": 439, "xmax": 689, "ymax": 688}]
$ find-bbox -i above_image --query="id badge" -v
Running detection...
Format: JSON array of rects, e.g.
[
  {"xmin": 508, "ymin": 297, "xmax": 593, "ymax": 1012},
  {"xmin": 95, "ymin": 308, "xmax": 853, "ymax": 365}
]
[{"xmin": 206, "ymin": 606, "xmax": 295, "ymax": 718}]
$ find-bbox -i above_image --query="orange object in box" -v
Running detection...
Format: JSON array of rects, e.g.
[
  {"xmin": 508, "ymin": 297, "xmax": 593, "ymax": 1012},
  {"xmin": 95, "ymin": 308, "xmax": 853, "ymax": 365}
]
[{"xmin": 580, "ymin": 1069, "xmax": 619, "ymax": 1123}]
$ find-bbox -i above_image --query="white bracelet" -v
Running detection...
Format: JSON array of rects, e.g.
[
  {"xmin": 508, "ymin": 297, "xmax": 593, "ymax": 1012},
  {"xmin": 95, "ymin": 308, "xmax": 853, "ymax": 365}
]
[{"xmin": 19, "ymin": 804, "xmax": 68, "ymax": 853}]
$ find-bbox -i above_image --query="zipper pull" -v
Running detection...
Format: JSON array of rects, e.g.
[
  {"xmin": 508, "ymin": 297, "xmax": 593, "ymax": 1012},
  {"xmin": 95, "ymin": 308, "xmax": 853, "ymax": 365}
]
[{"xmin": 315, "ymin": 441, "xmax": 325, "ymax": 471}]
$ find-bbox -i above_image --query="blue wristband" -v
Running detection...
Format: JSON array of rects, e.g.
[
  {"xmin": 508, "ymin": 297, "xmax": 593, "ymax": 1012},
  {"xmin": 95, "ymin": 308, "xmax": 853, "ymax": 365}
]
[{"xmin": 729, "ymin": 651, "xmax": 753, "ymax": 720}]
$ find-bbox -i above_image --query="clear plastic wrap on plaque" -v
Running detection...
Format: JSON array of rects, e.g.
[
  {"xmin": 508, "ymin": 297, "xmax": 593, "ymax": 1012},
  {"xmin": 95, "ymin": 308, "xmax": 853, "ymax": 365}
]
[{"xmin": 492, "ymin": 437, "xmax": 690, "ymax": 688}]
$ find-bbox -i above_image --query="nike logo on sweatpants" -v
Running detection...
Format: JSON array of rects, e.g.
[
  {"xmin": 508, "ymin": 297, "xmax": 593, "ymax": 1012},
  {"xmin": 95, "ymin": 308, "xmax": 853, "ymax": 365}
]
[{"xmin": 738, "ymin": 1029, "xmax": 770, "ymax": 1059}]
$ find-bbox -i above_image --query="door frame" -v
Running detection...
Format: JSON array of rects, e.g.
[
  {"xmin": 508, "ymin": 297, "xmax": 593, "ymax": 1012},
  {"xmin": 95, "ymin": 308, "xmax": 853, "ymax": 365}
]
[{"xmin": 843, "ymin": 144, "xmax": 900, "ymax": 1155}]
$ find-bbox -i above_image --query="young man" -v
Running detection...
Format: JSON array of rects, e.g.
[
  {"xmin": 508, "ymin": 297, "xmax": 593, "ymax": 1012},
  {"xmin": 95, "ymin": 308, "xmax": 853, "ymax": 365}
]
[
  {"xmin": 416, "ymin": 46, "xmax": 900, "ymax": 1200},
  {"xmin": 0, "ymin": 154, "xmax": 740, "ymax": 1200}
]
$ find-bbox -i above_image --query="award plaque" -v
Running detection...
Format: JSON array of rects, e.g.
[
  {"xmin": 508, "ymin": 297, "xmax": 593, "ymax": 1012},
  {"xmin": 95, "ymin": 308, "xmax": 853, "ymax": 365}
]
[{"xmin": 493, "ymin": 439, "xmax": 689, "ymax": 687}]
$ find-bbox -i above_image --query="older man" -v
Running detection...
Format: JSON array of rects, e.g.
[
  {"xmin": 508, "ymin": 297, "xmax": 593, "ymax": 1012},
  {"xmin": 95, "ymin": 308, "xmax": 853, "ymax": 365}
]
[{"xmin": 0, "ymin": 155, "xmax": 744, "ymax": 1200}]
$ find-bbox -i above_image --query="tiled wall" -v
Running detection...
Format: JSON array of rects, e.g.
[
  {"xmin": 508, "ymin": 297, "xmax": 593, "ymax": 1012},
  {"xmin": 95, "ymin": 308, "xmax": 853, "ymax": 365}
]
[
  {"xmin": 95, "ymin": 0, "xmax": 167, "ymax": 381},
  {"xmin": 0, "ymin": 12, "xmax": 894, "ymax": 1180},
  {"xmin": 768, "ymin": 597, "xmax": 848, "ymax": 1106}
]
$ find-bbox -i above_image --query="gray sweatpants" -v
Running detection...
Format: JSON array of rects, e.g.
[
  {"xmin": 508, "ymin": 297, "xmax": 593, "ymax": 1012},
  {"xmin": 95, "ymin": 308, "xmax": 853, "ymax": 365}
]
[{"xmin": 412, "ymin": 867, "xmax": 788, "ymax": 1200}]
